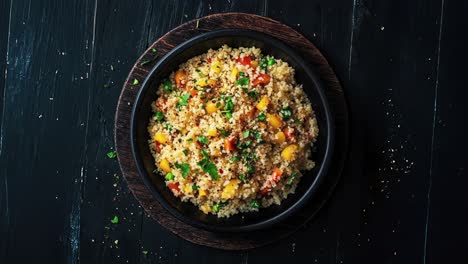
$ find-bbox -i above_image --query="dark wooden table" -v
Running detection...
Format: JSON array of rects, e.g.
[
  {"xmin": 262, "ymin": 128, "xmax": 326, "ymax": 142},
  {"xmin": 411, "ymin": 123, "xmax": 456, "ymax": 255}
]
[{"xmin": 1, "ymin": 0, "xmax": 467, "ymax": 263}]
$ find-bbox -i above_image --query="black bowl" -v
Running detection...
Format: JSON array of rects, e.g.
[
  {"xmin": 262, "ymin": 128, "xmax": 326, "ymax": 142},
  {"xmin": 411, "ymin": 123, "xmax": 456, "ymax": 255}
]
[{"xmin": 131, "ymin": 29, "xmax": 334, "ymax": 232}]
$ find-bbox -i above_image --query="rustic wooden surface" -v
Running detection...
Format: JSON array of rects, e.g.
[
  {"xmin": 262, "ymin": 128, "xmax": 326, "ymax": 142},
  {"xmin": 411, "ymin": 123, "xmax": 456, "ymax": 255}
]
[
  {"xmin": 115, "ymin": 13, "xmax": 348, "ymax": 250},
  {"xmin": 1, "ymin": 0, "xmax": 467, "ymax": 263}
]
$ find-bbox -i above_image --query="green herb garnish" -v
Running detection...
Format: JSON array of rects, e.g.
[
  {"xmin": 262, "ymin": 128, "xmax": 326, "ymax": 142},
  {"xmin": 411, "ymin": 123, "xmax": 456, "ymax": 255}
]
[
  {"xmin": 242, "ymin": 130, "xmax": 250, "ymax": 138},
  {"xmin": 110, "ymin": 216, "xmax": 119, "ymax": 224},
  {"xmin": 163, "ymin": 79, "xmax": 172, "ymax": 93},
  {"xmin": 250, "ymin": 199, "xmax": 260, "ymax": 209},
  {"xmin": 258, "ymin": 112, "xmax": 266, "ymax": 121},
  {"xmin": 178, "ymin": 93, "xmax": 191, "ymax": 109},
  {"xmin": 222, "ymin": 96, "xmax": 234, "ymax": 119},
  {"xmin": 279, "ymin": 106, "xmax": 293, "ymax": 121},
  {"xmin": 268, "ymin": 58, "xmax": 276, "ymax": 66},
  {"xmin": 178, "ymin": 163, "xmax": 190, "ymax": 179},
  {"xmin": 235, "ymin": 77, "xmax": 250, "ymax": 86},
  {"xmin": 197, "ymin": 149, "xmax": 219, "ymax": 180},
  {"xmin": 260, "ymin": 58, "xmax": 268, "ymax": 69},
  {"xmin": 142, "ymin": 250, "xmax": 149, "ymax": 255},
  {"xmin": 192, "ymin": 184, "xmax": 198, "ymax": 191},
  {"xmin": 217, "ymin": 128, "xmax": 229, "ymax": 138},
  {"xmin": 187, "ymin": 138, "xmax": 193, "ymax": 143},
  {"xmin": 107, "ymin": 151, "xmax": 117, "ymax": 159},
  {"xmin": 212, "ymin": 201, "xmax": 227, "ymax": 212},
  {"xmin": 183, "ymin": 149, "xmax": 188, "ymax": 156},
  {"xmin": 229, "ymin": 156, "xmax": 239, "ymax": 163},
  {"xmin": 153, "ymin": 111, "xmax": 164, "ymax": 121},
  {"xmin": 164, "ymin": 122, "xmax": 172, "ymax": 131},
  {"xmin": 165, "ymin": 172, "xmax": 174, "ymax": 181},
  {"xmin": 286, "ymin": 172, "xmax": 298, "ymax": 186},
  {"xmin": 197, "ymin": 135, "xmax": 209, "ymax": 145},
  {"xmin": 238, "ymin": 174, "xmax": 248, "ymax": 183}
]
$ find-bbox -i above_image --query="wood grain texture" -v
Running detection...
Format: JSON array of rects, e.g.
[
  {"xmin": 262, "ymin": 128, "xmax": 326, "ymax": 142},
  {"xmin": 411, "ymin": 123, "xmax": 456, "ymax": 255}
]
[{"xmin": 115, "ymin": 13, "xmax": 349, "ymax": 250}]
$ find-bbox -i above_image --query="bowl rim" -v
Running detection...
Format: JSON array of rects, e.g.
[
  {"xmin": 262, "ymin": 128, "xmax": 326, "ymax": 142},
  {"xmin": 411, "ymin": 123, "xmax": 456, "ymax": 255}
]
[{"xmin": 130, "ymin": 29, "xmax": 335, "ymax": 232}]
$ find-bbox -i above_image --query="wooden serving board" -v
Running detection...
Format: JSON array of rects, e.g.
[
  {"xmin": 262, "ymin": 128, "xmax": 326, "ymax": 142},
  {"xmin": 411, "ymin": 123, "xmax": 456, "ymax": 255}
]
[{"xmin": 114, "ymin": 12, "xmax": 348, "ymax": 250}]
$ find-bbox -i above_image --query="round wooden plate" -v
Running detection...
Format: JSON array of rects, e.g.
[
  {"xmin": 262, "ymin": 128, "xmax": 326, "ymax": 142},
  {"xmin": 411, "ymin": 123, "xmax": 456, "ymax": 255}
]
[{"xmin": 115, "ymin": 13, "xmax": 348, "ymax": 250}]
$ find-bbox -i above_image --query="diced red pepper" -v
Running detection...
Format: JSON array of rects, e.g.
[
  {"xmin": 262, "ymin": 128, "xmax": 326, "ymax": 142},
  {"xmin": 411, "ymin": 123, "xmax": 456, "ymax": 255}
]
[
  {"xmin": 188, "ymin": 88, "xmax": 197, "ymax": 97},
  {"xmin": 154, "ymin": 142, "xmax": 162, "ymax": 152},
  {"xmin": 207, "ymin": 57, "xmax": 212, "ymax": 63},
  {"xmin": 252, "ymin": 74, "xmax": 271, "ymax": 86},
  {"xmin": 284, "ymin": 127, "xmax": 295, "ymax": 141},
  {"xmin": 237, "ymin": 56, "xmax": 252, "ymax": 66},
  {"xmin": 167, "ymin": 182, "xmax": 180, "ymax": 196},
  {"xmin": 224, "ymin": 137, "xmax": 236, "ymax": 151},
  {"xmin": 259, "ymin": 167, "xmax": 282, "ymax": 195},
  {"xmin": 175, "ymin": 70, "xmax": 188, "ymax": 88}
]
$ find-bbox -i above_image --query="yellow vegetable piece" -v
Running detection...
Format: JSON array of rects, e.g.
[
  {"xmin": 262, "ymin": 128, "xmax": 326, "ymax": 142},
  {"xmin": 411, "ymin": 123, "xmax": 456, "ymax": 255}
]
[
  {"xmin": 211, "ymin": 60, "xmax": 221, "ymax": 74},
  {"xmin": 207, "ymin": 79, "xmax": 217, "ymax": 86},
  {"xmin": 196, "ymin": 79, "xmax": 208, "ymax": 87},
  {"xmin": 221, "ymin": 179, "xmax": 239, "ymax": 200},
  {"xmin": 256, "ymin": 96, "xmax": 269, "ymax": 111},
  {"xmin": 275, "ymin": 131, "xmax": 286, "ymax": 144},
  {"xmin": 251, "ymin": 60, "xmax": 259, "ymax": 68},
  {"xmin": 159, "ymin": 159, "xmax": 171, "ymax": 173},
  {"xmin": 230, "ymin": 67, "xmax": 239, "ymax": 80},
  {"xmin": 281, "ymin": 144, "xmax": 298, "ymax": 161},
  {"xmin": 198, "ymin": 189, "xmax": 207, "ymax": 197},
  {"xmin": 267, "ymin": 113, "xmax": 283, "ymax": 129},
  {"xmin": 207, "ymin": 128, "xmax": 218, "ymax": 137},
  {"xmin": 181, "ymin": 128, "xmax": 188, "ymax": 135},
  {"xmin": 183, "ymin": 184, "xmax": 192, "ymax": 194},
  {"xmin": 200, "ymin": 204, "xmax": 211, "ymax": 213},
  {"xmin": 205, "ymin": 101, "xmax": 221, "ymax": 114},
  {"xmin": 154, "ymin": 132, "xmax": 167, "ymax": 144}
]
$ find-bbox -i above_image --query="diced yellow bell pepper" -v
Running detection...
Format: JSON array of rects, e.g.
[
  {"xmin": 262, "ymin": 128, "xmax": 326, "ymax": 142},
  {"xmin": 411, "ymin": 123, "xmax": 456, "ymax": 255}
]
[
  {"xmin": 200, "ymin": 204, "xmax": 211, "ymax": 213},
  {"xmin": 207, "ymin": 79, "xmax": 217, "ymax": 86},
  {"xmin": 154, "ymin": 132, "xmax": 168, "ymax": 144},
  {"xmin": 251, "ymin": 60, "xmax": 258, "ymax": 68},
  {"xmin": 159, "ymin": 158, "xmax": 171, "ymax": 173},
  {"xmin": 198, "ymin": 189, "xmax": 207, "ymax": 197},
  {"xmin": 230, "ymin": 67, "xmax": 239, "ymax": 80},
  {"xmin": 256, "ymin": 96, "xmax": 269, "ymax": 111},
  {"xmin": 267, "ymin": 113, "xmax": 283, "ymax": 129},
  {"xmin": 181, "ymin": 128, "xmax": 188, "ymax": 135},
  {"xmin": 281, "ymin": 144, "xmax": 298, "ymax": 161},
  {"xmin": 207, "ymin": 128, "xmax": 218, "ymax": 137},
  {"xmin": 211, "ymin": 60, "xmax": 221, "ymax": 74},
  {"xmin": 183, "ymin": 184, "xmax": 192, "ymax": 194},
  {"xmin": 221, "ymin": 179, "xmax": 239, "ymax": 199},
  {"xmin": 196, "ymin": 79, "xmax": 208, "ymax": 87},
  {"xmin": 275, "ymin": 131, "xmax": 286, "ymax": 144},
  {"xmin": 205, "ymin": 101, "xmax": 221, "ymax": 114}
]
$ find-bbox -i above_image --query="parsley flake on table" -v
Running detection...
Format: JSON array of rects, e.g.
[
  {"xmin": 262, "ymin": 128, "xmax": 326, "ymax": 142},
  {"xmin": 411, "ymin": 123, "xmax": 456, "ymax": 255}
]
[
  {"xmin": 110, "ymin": 215, "xmax": 119, "ymax": 224},
  {"xmin": 107, "ymin": 151, "xmax": 117, "ymax": 159},
  {"xmin": 132, "ymin": 78, "xmax": 139, "ymax": 85}
]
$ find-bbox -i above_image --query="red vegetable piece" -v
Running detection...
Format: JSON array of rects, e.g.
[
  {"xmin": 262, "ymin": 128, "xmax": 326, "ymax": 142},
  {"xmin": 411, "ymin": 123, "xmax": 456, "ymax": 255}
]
[
  {"xmin": 252, "ymin": 74, "xmax": 271, "ymax": 86},
  {"xmin": 237, "ymin": 56, "xmax": 252, "ymax": 66},
  {"xmin": 167, "ymin": 182, "xmax": 180, "ymax": 196}
]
